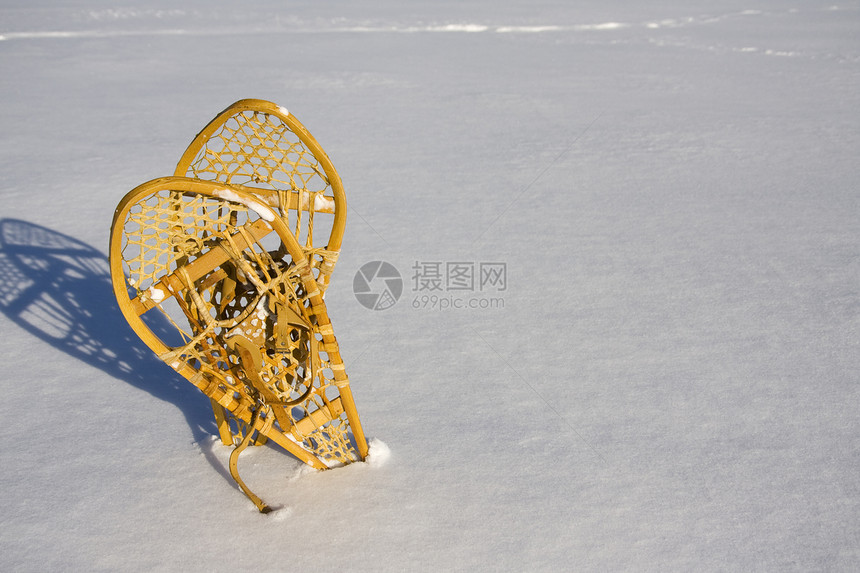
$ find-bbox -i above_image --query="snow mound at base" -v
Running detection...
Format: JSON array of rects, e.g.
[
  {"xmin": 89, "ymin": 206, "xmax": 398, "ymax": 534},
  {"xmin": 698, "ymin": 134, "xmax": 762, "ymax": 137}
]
[{"xmin": 364, "ymin": 438, "xmax": 391, "ymax": 468}]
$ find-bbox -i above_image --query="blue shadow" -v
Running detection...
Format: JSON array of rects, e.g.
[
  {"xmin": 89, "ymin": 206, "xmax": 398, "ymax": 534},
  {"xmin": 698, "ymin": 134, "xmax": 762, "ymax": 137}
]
[{"xmin": 0, "ymin": 218, "xmax": 217, "ymax": 442}]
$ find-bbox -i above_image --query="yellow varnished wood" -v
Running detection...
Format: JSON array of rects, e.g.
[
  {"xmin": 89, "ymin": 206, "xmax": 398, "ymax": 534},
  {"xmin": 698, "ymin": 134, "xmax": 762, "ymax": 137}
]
[{"xmin": 109, "ymin": 102, "xmax": 369, "ymax": 510}]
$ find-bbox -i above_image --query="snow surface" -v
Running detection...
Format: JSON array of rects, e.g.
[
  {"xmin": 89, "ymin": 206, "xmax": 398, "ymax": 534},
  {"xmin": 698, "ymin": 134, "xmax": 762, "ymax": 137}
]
[{"xmin": 1, "ymin": 1, "xmax": 859, "ymax": 571}]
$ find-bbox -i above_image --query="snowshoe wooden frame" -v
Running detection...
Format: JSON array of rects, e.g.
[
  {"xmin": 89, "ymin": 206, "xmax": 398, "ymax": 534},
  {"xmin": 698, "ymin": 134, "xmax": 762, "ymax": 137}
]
[
  {"xmin": 174, "ymin": 98, "xmax": 347, "ymax": 288},
  {"xmin": 173, "ymin": 99, "xmax": 349, "ymax": 452},
  {"xmin": 109, "ymin": 101, "xmax": 366, "ymax": 512}
]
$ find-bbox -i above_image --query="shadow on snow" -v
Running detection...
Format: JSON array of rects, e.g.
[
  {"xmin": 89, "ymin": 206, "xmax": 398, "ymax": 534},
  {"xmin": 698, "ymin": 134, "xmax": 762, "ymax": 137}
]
[{"xmin": 0, "ymin": 218, "xmax": 240, "ymax": 478}]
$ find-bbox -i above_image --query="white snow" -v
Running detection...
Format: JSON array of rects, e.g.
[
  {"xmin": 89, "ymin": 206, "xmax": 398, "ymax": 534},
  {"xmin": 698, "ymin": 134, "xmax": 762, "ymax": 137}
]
[
  {"xmin": 316, "ymin": 194, "xmax": 335, "ymax": 211},
  {"xmin": 364, "ymin": 438, "xmax": 391, "ymax": 468},
  {"xmin": 426, "ymin": 24, "xmax": 489, "ymax": 33},
  {"xmin": 496, "ymin": 25, "xmax": 562, "ymax": 34},
  {"xmin": 213, "ymin": 187, "xmax": 276, "ymax": 222},
  {"xmin": 146, "ymin": 286, "xmax": 165, "ymax": 303},
  {"xmin": 1, "ymin": 1, "xmax": 858, "ymax": 571}
]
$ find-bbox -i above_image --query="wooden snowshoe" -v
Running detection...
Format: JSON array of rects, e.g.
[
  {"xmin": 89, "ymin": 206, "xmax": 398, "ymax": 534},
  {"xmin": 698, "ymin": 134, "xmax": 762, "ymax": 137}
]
[
  {"xmin": 109, "ymin": 101, "xmax": 365, "ymax": 512},
  {"xmin": 174, "ymin": 100, "xmax": 350, "ymax": 447}
]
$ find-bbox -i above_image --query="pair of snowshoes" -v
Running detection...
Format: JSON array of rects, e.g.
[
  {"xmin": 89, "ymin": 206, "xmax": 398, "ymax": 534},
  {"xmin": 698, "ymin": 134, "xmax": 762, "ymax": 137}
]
[{"xmin": 109, "ymin": 100, "xmax": 367, "ymax": 512}]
